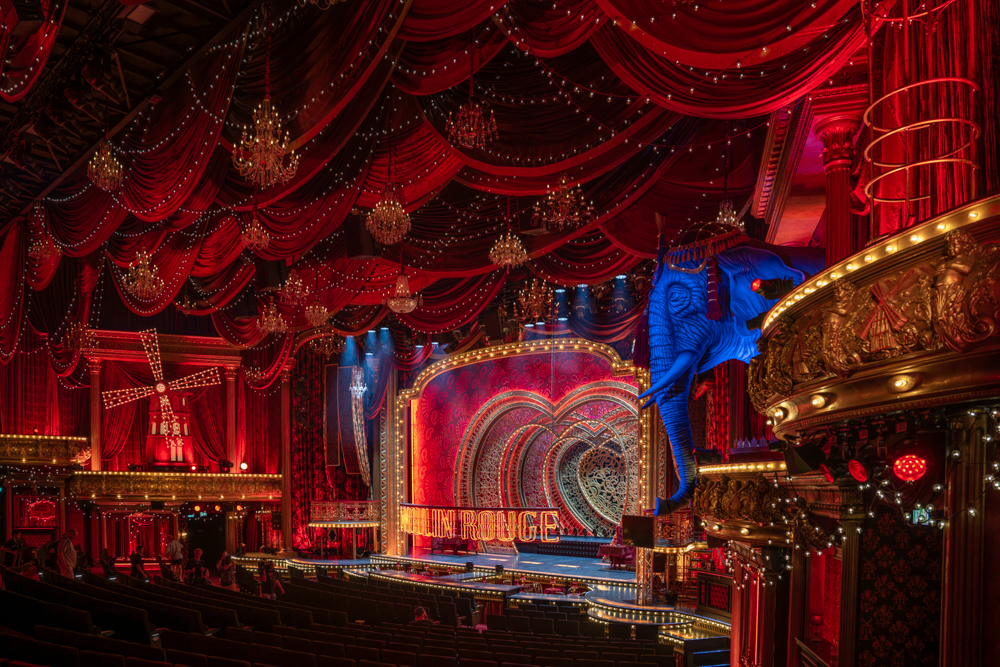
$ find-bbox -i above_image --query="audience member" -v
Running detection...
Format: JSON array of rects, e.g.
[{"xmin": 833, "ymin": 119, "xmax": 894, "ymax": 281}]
[
  {"xmin": 130, "ymin": 545, "xmax": 147, "ymax": 579},
  {"xmin": 56, "ymin": 529, "xmax": 77, "ymax": 578},
  {"xmin": 184, "ymin": 548, "xmax": 207, "ymax": 585},
  {"xmin": 259, "ymin": 561, "xmax": 283, "ymax": 599},
  {"xmin": 413, "ymin": 607, "xmax": 435, "ymax": 624},
  {"xmin": 217, "ymin": 552, "xmax": 237, "ymax": 591},
  {"xmin": 1, "ymin": 530, "xmax": 29, "ymax": 568},
  {"xmin": 165, "ymin": 534, "xmax": 184, "ymax": 580}
]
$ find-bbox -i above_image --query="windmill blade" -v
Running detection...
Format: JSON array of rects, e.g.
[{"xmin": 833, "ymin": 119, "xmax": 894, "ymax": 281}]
[
  {"xmin": 102, "ymin": 385, "xmax": 155, "ymax": 409},
  {"xmin": 157, "ymin": 394, "xmax": 176, "ymax": 428},
  {"xmin": 168, "ymin": 367, "xmax": 222, "ymax": 392},
  {"xmin": 139, "ymin": 329, "xmax": 165, "ymax": 383}
]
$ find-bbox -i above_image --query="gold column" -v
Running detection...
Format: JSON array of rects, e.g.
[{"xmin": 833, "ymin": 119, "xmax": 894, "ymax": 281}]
[
  {"xmin": 89, "ymin": 358, "xmax": 102, "ymax": 471},
  {"xmin": 224, "ymin": 365, "xmax": 239, "ymax": 469},
  {"xmin": 279, "ymin": 361, "xmax": 294, "ymax": 553},
  {"xmin": 837, "ymin": 512, "xmax": 864, "ymax": 667},
  {"xmin": 940, "ymin": 413, "xmax": 987, "ymax": 666}
]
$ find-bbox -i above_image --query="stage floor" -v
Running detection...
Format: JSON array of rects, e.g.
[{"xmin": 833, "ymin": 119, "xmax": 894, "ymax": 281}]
[{"xmin": 388, "ymin": 548, "xmax": 638, "ymax": 584}]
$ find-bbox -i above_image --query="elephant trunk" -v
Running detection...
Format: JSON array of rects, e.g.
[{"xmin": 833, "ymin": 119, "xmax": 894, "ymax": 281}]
[{"xmin": 654, "ymin": 365, "xmax": 698, "ymax": 514}]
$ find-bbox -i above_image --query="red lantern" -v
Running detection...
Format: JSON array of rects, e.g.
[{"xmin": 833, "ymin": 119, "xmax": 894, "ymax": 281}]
[{"xmin": 893, "ymin": 454, "xmax": 927, "ymax": 482}]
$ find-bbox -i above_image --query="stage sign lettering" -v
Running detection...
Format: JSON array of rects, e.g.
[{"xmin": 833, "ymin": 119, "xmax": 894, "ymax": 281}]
[{"xmin": 399, "ymin": 504, "xmax": 560, "ymax": 543}]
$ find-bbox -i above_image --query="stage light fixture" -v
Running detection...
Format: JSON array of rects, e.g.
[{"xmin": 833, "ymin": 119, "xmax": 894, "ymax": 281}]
[
  {"xmin": 240, "ymin": 462, "xmax": 248, "ymax": 471},
  {"xmin": 190, "ymin": 465, "xmax": 197, "ymax": 471},
  {"xmin": 214, "ymin": 504, "xmax": 222, "ymax": 512},
  {"xmin": 194, "ymin": 505, "xmax": 201, "ymax": 512},
  {"xmin": 893, "ymin": 454, "xmax": 927, "ymax": 482},
  {"xmin": 783, "ymin": 440, "xmax": 827, "ymax": 476},
  {"xmin": 848, "ymin": 458, "xmax": 870, "ymax": 482},
  {"xmin": 751, "ymin": 277, "xmax": 794, "ymax": 300},
  {"xmin": 819, "ymin": 458, "xmax": 851, "ymax": 484}
]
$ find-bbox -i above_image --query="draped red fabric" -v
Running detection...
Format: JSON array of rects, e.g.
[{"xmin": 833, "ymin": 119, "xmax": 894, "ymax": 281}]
[
  {"xmin": 0, "ymin": 0, "xmax": 872, "ymax": 367},
  {"xmin": 100, "ymin": 362, "xmax": 142, "ymax": 463},
  {"xmin": 187, "ymin": 384, "xmax": 228, "ymax": 464},
  {"xmin": 0, "ymin": 0, "xmax": 67, "ymax": 102}
]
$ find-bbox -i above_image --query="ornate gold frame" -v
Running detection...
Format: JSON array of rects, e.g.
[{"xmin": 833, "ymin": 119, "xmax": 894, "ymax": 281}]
[{"xmin": 382, "ymin": 338, "xmax": 651, "ymax": 555}]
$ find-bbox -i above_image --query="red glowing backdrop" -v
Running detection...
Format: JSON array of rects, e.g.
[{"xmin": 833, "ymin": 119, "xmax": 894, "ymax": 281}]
[{"xmin": 410, "ymin": 346, "xmax": 638, "ymax": 547}]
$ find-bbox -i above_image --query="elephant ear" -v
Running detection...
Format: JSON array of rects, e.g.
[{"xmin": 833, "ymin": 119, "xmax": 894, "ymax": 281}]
[{"xmin": 717, "ymin": 245, "xmax": 815, "ymax": 332}]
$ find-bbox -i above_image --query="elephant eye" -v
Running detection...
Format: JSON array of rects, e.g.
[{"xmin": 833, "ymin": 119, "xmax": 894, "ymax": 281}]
[{"xmin": 667, "ymin": 286, "xmax": 689, "ymax": 310}]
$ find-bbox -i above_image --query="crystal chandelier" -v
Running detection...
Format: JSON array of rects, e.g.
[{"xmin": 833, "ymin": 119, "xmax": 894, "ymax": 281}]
[
  {"xmin": 446, "ymin": 30, "xmax": 498, "ymax": 149},
  {"xmin": 715, "ymin": 198, "xmax": 744, "ymax": 230},
  {"xmin": 124, "ymin": 249, "xmax": 165, "ymax": 299},
  {"xmin": 232, "ymin": 20, "xmax": 298, "ymax": 187},
  {"xmin": 531, "ymin": 174, "xmax": 595, "ymax": 232},
  {"xmin": 348, "ymin": 365, "xmax": 367, "ymax": 399},
  {"xmin": 241, "ymin": 211, "xmax": 270, "ymax": 251},
  {"xmin": 28, "ymin": 235, "xmax": 61, "ymax": 264},
  {"xmin": 490, "ymin": 232, "xmax": 528, "ymax": 268},
  {"xmin": 256, "ymin": 300, "xmax": 287, "ymax": 336},
  {"xmin": 384, "ymin": 273, "xmax": 422, "ymax": 314},
  {"xmin": 279, "ymin": 269, "xmax": 309, "ymax": 306},
  {"xmin": 308, "ymin": 332, "xmax": 345, "ymax": 358},
  {"xmin": 367, "ymin": 181, "xmax": 410, "ymax": 245},
  {"xmin": 447, "ymin": 102, "xmax": 497, "ymax": 150},
  {"xmin": 88, "ymin": 138, "xmax": 124, "ymax": 192},
  {"xmin": 517, "ymin": 279, "xmax": 553, "ymax": 323},
  {"xmin": 64, "ymin": 321, "xmax": 95, "ymax": 352},
  {"xmin": 303, "ymin": 297, "xmax": 330, "ymax": 328}
]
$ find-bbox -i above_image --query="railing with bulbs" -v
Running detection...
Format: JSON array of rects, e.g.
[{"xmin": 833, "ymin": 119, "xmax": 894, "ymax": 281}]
[
  {"xmin": 68, "ymin": 471, "xmax": 282, "ymax": 502},
  {"xmin": 750, "ymin": 193, "xmax": 1000, "ymax": 440},
  {"xmin": 0, "ymin": 434, "xmax": 90, "ymax": 465}
]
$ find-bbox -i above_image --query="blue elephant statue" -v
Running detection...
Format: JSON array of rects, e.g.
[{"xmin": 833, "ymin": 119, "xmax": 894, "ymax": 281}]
[{"xmin": 639, "ymin": 218, "xmax": 825, "ymax": 514}]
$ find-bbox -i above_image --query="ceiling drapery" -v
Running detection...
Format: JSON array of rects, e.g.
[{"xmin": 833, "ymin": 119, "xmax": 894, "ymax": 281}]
[{"xmin": 1, "ymin": 0, "xmax": 867, "ymax": 380}]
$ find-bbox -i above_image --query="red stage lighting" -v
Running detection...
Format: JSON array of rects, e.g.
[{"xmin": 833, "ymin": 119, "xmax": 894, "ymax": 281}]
[
  {"xmin": 751, "ymin": 277, "xmax": 794, "ymax": 300},
  {"xmin": 751, "ymin": 278, "xmax": 762, "ymax": 293},
  {"xmin": 820, "ymin": 464, "xmax": 835, "ymax": 484},
  {"xmin": 848, "ymin": 459, "xmax": 869, "ymax": 482},
  {"xmin": 893, "ymin": 454, "xmax": 927, "ymax": 482}
]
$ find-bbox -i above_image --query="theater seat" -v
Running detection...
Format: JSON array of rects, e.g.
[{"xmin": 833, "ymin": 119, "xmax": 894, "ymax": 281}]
[
  {"xmin": 80, "ymin": 651, "xmax": 123, "ymax": 667},
  {"xmin": 122, "ymin": 659, "xmax": 171, "ymax": 667},
  {"xmin": 206, "ymin": 658, "xmax": 252, "ymax": 667},
  {"xmin": 317, "ymin": 658, "xmax": 356, "ymax": 667},
  {"xmin": 166, "ymin": 649, "xmax": 209, "ymax": 667}
]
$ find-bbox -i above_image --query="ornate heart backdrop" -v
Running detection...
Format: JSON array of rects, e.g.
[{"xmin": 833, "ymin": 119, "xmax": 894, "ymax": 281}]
[{"xmin": 411, "ymin": 349, "xmax": 638, "ymax": 549}]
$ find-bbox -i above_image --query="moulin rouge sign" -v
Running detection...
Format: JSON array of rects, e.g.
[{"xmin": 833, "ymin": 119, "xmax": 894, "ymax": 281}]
[{"xmin": 400, "ymin": 504, "xmax": 561, "ymax": 542}]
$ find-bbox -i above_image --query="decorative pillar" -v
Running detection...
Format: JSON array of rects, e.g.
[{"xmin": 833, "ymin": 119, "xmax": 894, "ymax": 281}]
[
  {"xmin": 785, "ymin": 541, "xmax": 807, "ymax": 667},
  {"xmin": 940, "ymin": 413, "xmax": 986, "ymax": 666},
  {"xmin": 88, "ymin": 358, "xmax": 103, "ymax": 471},
  {"xmin": 837, "ymin": 511, "xmax": 864, "ymax": 667},
  {"xmin": 279, "ymin": 361, "xmax": 294, "ymax": 553},
  {"xmin": 757, "ymin": 573, "xmax": 780, "ymax": 667},
  {"xmin": 224, "ymin": 366, "xmax": 238, "ymax": 469},
  {"xmin": 815, "ymin": 114, "xmax": 862, "ymax": 266}
]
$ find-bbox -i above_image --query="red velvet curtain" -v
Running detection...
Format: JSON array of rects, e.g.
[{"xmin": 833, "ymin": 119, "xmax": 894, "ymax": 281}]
[
  {"xmin": 187, "ymin": 384, "xmax": 228, "ymax": 465},
  {"xmin": 0, "ymin": 0, "xmax": 877, "ymax": 370}
]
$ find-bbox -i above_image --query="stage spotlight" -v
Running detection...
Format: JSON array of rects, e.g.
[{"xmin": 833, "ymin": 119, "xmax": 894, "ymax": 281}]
[
  {"xmin": 219, "ymin": 459, "xmax": 233, "ymax": 473},
  {"xmin": 819, "ymin": 458, "xmax": 851, "ymax": 484},
  {"xmin": 214, "ymin": 504, "xmax": 222, "ymax": 512},
  {"xmin": 893, "ymin": 454, "xmax": 927, "ymax": 482},
  {"xmin": 751, "ymin": 277, "xmax": 794, "ymax": 300},
  {"xmin": 240, "ymin": 461, "xmax": 248, "ymax": 471},
  {"xmin": 194, "ymin": 505, "xmax": 201, "ymax": 512},
  {"xmin": 190, "ymin": 465, "xmax": 197, "ymax": 472},
  {"xmin": 783, "ymin": 440, "xmax": 827, "ymax": 476}
]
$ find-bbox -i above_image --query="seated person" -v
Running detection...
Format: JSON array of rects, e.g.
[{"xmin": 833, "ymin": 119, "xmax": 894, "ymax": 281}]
[{"xmin": 413, "ymin": 606, "xmax": 435, "ymax": 624}]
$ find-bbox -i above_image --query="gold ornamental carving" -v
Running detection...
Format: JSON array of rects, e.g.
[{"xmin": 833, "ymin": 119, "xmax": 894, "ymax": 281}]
[
  {"xmin": 692, "ymin": 473, "xmax": 785, "ymax": 526},
  {"xmin": 309, "ymin": 500, "xmax": 380, "ymax": 526},
  {"xmin": 0, "ymin": 435, "xmax": 88, "ymax": 465},
  {"xmin": 750, "ymin": 229, "xmax": 1000, "ymax": 413},
  {"xmin": 68, "ymin": 472, "xmax": 281, "ymax": 501}
]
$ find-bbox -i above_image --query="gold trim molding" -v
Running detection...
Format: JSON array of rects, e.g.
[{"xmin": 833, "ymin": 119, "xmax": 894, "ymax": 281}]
[
  {"xmin": 0, "ymin": 434, "xmax": 89, "ymax": 465},
  {"xmin": 750, "ymin": 195, "xmax": 1000, "ymax": 439},
  {"xmin": 68, "ymin": 471, "xmax": 281, "ymax": 501}
]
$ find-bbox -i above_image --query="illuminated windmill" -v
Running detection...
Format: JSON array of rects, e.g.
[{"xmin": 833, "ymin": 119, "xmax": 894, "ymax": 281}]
[{"xmin": 101, "ymin": 330, "xmax": 221, "ymax": 464}]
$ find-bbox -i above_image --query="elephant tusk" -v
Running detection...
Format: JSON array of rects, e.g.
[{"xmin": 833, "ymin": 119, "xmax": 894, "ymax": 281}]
[{"xmin": 638, "ymin": 350, "xmax": 697, "ymax": 408}]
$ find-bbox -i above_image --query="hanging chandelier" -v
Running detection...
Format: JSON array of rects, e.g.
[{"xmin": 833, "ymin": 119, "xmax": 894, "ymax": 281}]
[
  {"xmin": 715, "ymin": 198, "xmax": 744, "ymax": 230},
  {"xmin": 241, "ymin": 211, "xmax": 271, "ymax": 251},
  {"xmin": 384, "ymin": 273, "xmax": 422, "ymax": 314},
  {"xmin": 256, "ymin": 300, "xmax": 287, "ymax": 336},
  {"xmin": 348, "ymin": 365, "xmax": 367, "ymax": 400},
  {"xmin": 232, "ymin": 16, "xmax": 299, "ymax": 187},
  {"xmin": 303, "ymin": 297, "xmax": 330, "ymax": 328},
  {"xmin": 367, "ymin": 182, "xmax": 410, "ymax": 246},
  {"xmin": 28, "ymin": 235, "xmax": 61, "ymax": 264},
  {"xmin": 447, "ymin": 101, "xmax": 497, "ymax": 150},
  {"xmin": 517, "ymin": 279, "xmax": 553, "ymax": 323},
  {"xmin": 446, "ymin": 28, "xmax": 498, "ymax": 149},
  {"xmin": 64, "ymin": 321, "xmax": 95, "ymax": 352},
  {"xmin": 124, "ymin": 249, "xmax": 165, "ymax": 300},
  {"xmin": 490, "ymin": 232, "xmax": 528, "ymax": 268},
  {"xmin": 278, "ymin": 269, "xmax": 309, "ymax": 306},
  {"xmin": 308, "ymin": 332, "xmax": 345, "ymax": 358},
  {"xmin": 88, "ymin": 138, "xmax": 124, "ymax": 192},
  {"xmin": 531, "ymin": 174, "xmax": 595, "ymax": 232}
]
